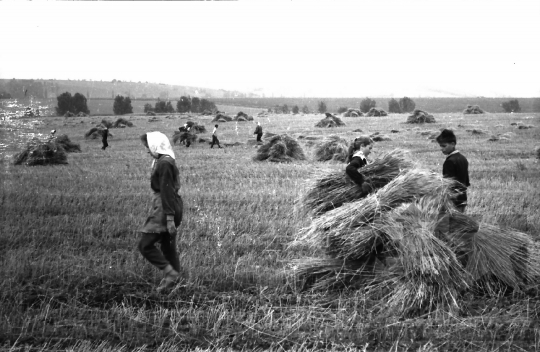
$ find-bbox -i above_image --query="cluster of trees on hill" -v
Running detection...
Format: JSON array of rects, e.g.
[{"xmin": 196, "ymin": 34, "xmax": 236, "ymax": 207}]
[
  {"xmin": 56, "ymin": 92, "xmax": 90, "ymax": 115},
  {"xmin": 142, "ymin": 96, "xmax": 217, "ymax": 114},
  {"xmin": 113, "ymin": 95, "xmax": 133, "ymax": 115}
]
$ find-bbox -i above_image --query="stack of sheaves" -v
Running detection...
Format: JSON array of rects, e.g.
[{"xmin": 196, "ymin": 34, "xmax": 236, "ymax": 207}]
[{"xmin": 294, "ymin": 150, "xmax": 540, "ymax": 316}]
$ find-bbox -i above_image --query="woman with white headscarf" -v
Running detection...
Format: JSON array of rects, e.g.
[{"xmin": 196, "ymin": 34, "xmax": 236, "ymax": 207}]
[{"xmin": 139, "ymin": 131, "xmax": 183, "ymax": 292}]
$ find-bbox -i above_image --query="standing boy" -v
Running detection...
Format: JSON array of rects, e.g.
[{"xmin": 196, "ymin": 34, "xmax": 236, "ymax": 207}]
[
  {"xmin": 210, "ymin": 124, "xmax": 222, "ymax": 149},
  {"xmin": 254, "ymin": 122, "xmax": 263, "ymax": 142},
  {"xmin": 435, "ymin": 129, "xmax": 470, "ymax": 212},
  {"xmin": 101, "ymin": 127, "xmax": 109, "ymax": 150}
]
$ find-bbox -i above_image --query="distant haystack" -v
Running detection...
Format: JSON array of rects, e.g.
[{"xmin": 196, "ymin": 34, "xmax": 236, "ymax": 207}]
[
  {"xmin": 76, "ymin": 112, "xmax": 88, "ymax": 117},
  {"xmin": 201, "ymin": 110, "xmax": 213, "ymax": 116},
  {"xmin": 407, "ymin": 109, "xmax": 436, "ymax": 123},
  {"xmin": 343, "ymin": 108, "xmax": 363, "ymax": 117},
  {"xmin": 85, "ymin": 127, "xmax": 111, "ymax": 139},
  {"xmin": 14, "ymin": 138, "xmax": 68, "ymax": 166},
  {"xmin": 186, "ymin": 121, "xmax": 206, "ymax": 133},
  {"xmin": 113, "ymin": 117, "xmax": 134, "ymax": 128},
  {"xmin": 235, "ymin": 111, "xmax": 254, "ymax": 121},
  {"xmin": 253, "ymin": 135, "xmax": 306, "ymax": 163},
  {"xmin": 146, "ymin": 111, "xmax": 156, "ymax": 116},
  {"xmin": 101, "ymin": 119, "xmax": 113, "ymax": 129},
  {"xmin": 366, "ymin": 108, "xmax": 388, "ymax": 117},
  {"xmin": 314, "ymin": 135, "xmax": 350, "ymax": 162},
  {"xmin": 315, "ymin": 113, "xmax": 345, "ymax": 128},
  {"xmin": 148, "ymin": 116, "xmax": 160, "ymax": 123},
  {"xmin": 172, "ymin": 131, "xmax": 196, "ymax": 145},
  {"xmin": 463, "ymin": 105, "xmax": 484, "ymax": 114},
  {"xmin": 535, "ymin": 146, "xmax": 540, "ymax": 159},
  {"xmin": 54, "ymin": 134, "xmax": 81, "ymax": 153},
  {"xmin": 212, "ymin": 113, "xmax": 233, "ymax": 122},
  {"xmin": 64, "ymin": 112, "xmax": 75, "ymax": 118}
]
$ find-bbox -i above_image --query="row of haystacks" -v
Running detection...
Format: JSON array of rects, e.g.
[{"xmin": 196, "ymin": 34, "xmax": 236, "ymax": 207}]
[
  {"xmin": 366, "ymin": 107, "xmax": 388, "ymax": 117},
  {"xmin": 343, "ymin": 108, "xmax": 363, "ymax": 117},
  {"xmin": 100, "ymin": 118, "xmax": 134, "ymax": 129},
  {"xmin": 253, "ymin": 135, "xmax": 306, "ymax": 162},
  {"xmin": 212, "ymin": 113, "xmax": 233, "ymax": 122},
  {"xmin": 407, "ymin": 109, "xmax": 436, "ymax": 123},
  {"xmin": 294, "ymin": 153, "xmax": 540, "ymax": 317},
  {"xmin": 313, "ymin": 135, "xmax": 350, "ymax": 162},
  {"xmin": 463, "ymin": 105, "xmax": 484, "ymax": 114},
  {"xmin": 64, "ymin": 111, "xmax": 88, "ymax": 118},
  {"xmin": 14, "ymin": 134, "xmax": 80, "ymax": 166},
  {"xmin": 315, "ymin": 113, "xmax": 346, "ymax": 128}
]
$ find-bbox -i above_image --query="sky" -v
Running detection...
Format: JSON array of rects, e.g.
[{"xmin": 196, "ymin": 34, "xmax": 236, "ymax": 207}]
[{"xmin": 0, "ymin": 0, "xmax": 539, "ymax": 98}]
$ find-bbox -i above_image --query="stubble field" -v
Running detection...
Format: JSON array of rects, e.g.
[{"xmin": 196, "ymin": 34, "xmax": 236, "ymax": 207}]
[{"xmin": 1, "ymin": 107, "xmax": 540, "ymax": 351}]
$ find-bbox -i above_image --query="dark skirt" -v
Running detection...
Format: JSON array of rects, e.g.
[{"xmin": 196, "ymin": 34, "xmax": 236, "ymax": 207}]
[{"xmin": 140, "ymin": 192, "xmax": 183, "ymax": 233}]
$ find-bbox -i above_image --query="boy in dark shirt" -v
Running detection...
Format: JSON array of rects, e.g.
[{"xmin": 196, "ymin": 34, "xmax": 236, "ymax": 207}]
[
  {"xmin": 345, "ymin": 136, "xmax": 374, "ymax": 195},
  {"xmin": 436, "ymin": 129, "xmax": 470, "ymax": 213}
]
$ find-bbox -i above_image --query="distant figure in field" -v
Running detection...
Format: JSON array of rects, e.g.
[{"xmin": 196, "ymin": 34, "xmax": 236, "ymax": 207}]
[
  {"xmin": 48, "ymin": 129, "xmax": 56, "ymax": 142},
  {"xmin": 138, "ymin": 131, "xmax": 183, "ymax": 292},
  {"xmin": 254, "ymin": 121, "xmax": 263, "ymax": 142},
  {"xmin": 101, "ymin": 127, "xmax": 109, "ymax": 150},
  {"xmin": 210, "ymin": 124, "xmax": 222, "ymax": 149},
  {"xmin": 435, "ymin": 129, "xmax": 470, "ymax": 213}
]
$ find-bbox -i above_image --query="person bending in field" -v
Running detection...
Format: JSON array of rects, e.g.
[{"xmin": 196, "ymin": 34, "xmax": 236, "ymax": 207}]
[
  {"xmin": 101, "ymin": 127, "xmax": 109, "ymax": 151},
  {"xmin": 435, "ymin": 129, "xmax": 470, "ymax": 213},
  {"xmin": 254, "ymin": 121, "xmax": 263, "ymax": 142},
  {"xmin": 139, "ymin": 132, "xmax": 183, "ymax": 292},
  {"xmin": 210, "ymin": 124, "xmax": 222, "ymax": 149},
  {"xmin": 345, "ymin": 136, "xmax": 374, "ymax": 196}
]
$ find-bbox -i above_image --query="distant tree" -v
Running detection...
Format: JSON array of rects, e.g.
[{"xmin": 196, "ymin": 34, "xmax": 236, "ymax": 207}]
[
  {"xmin": 143, "ymin": 103, "xmax": 154, "ymax": 113},
  {"xmin": 200, "ymin": 98, "xmax": 217, "ymax": 112},
  {"xmin": 317, "ymin": 101, "xmax": 327, "ymax": 113},
  {"xmin": 56, "ymin": 92, "xmax": 74, "ymax": 115},
  {"xmin": 360, "ymin": 98, "xmax": 376, "ymax": 113},
  {"xmin": 154, "ymin": 100, "xmax": 167, "ymax": 113},
  {"xmin": 282, "ymin": 104, "xmax": 290, "ymax": 114},
  {"xmin": 177, "ymin": 96, "xmax": 191, "ymax": 113},
  {"xmin": 302, "ymin": 105, "xmax": 310, "ymax": 114},
  {"xmin": 399, "ymin": 97, "xmax": 415, "ymax": 113},
  {"xmin": 292, "ymin": 105, "xmax": 300, "ymax": 114},
  {"xmin": 113, "ymin": 95, "xmax": 133, "ymax": 115},
  {"xmin": 501, "ymin": 99, "xmax": 521, "ymax": 113},
  {"xmin": 337, "ymin": 106, "xmax": 348, "ymax": 114},
  {"xmin": 191, "ymin": 97, "xmax": 201, "ymax": 113},
  {"xmin": 72, "ymin": 93, "xmax": 89, "ymax": 114},
  {"xmin": 165, "ymin": 101, "xmax": 175, "ymax": 113},
  {"xmin": 388, "ymin": 98, "xmax": 402, "ymax": 113}
]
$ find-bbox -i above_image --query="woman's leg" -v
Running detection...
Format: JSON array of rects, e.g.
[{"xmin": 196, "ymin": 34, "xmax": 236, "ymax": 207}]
[{"xmin": 160, "ymin": 231, "xmax": 180, "ymax": 273}]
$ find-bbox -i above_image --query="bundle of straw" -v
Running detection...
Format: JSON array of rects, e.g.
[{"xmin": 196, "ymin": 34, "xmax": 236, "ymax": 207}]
[
  {"xmin": 54, "ymin": 134, "xmax": 81, "ymax": 153},
  {"xmin": 300, "ymin": 149, "xmax": 414, "ymax": 216},
  {"xmin": 113, "ymin": 117, "xmax": 133, "ymax": 128},
  {"xmin": 14, "ymin": 138, "xmax": 68, "ymax": 166},
  {"xmin": 313, "ymin": 135, "xmax": 350, "ymax": 162},
  {"xmin": 253, "ymin": 135, "xmax": 306, "ymax": 162}
]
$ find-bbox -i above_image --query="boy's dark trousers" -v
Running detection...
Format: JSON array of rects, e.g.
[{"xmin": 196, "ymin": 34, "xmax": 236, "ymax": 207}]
[
  {"xmin": 256, "ymin": 133, "xmax": 263, "ymax": 142},
  {"xmin": 138, "ymin": 232, "xmax": 180, "ymax": 272},
  {"xmin": 210, "ymin": 135, "xmax": 222, "ymax": 148}
]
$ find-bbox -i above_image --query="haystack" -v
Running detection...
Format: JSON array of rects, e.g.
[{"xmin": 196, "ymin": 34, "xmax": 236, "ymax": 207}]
[
  {"xmin": 313, "ymin": 135, "xmax": 350, "ymax": 162},
  {"xmin": 187, "ymin": 121, "xmax": 206, "ymax": 133},
  {"xmin": 85, "ymin": 127, "xmax": 107, "ymax": 139},
  {"xmin": 234, "ymin": 112, "xmax": 254, "ymax": 121},
  {"xmin": 295, "ymin": 164, "xmax": 540, "ymax": 315},
  {"xmin": 343, "ymin": 108, "xmax": 363, "ymax": 117},
  {"xmin": 301, "ymin": 149, "xmax": 414, "ymax": 216},
  {"xmin": 172, "ymin": 130, "xmax": 197, "ymax": 145},
  {"xmin": 315, "ymin": 114, "xmax": 345, "ymax": 128},
  {"xmin": 201, "ymin": 110, "xmax": 213, "ymax": 116},
  {"xmin": 113, "ymin": 117, "xmax": 133, "ymax": 128},
  {"xmin": 146, "ymin": 111, "xmax": 156, "ymax": 116},
  {"xmin": 535, "ymin": 146, "xmax": 540, "ymax": 159},
  {"xmin": 407, "ymin": 110, "xmax": 436, "ymax": 123},
  {"xmin": 366, "ymin": 108, "xmax": 388, "ymax": 117},
  {"xmin": 14, "ymin": 138, "xmax": 68, "ymax": 166},
  {"xmin": 64, "ymin": 112, "xmax": 75, "ymax": 118},
  {"xmin": 54, "ymin": 134, "xmax": 81, "ymax": 153},
  {"xmin": 101, "ymin": 119, "xmax": 113, "ymax": 129},
  {"xmin": 463, "ymin": 105, "xmax": 484, "ymax": 114},
  {"xmin": 212, "ymin": 113, "xmax": 233, "ymax": 122},
  {"xmin": 76, "ymin": 112, "xmax": 88, "ymax": 117},
  {"xmin": 253, "ymin": 135, "xmax": 306, "ymax": 162}
]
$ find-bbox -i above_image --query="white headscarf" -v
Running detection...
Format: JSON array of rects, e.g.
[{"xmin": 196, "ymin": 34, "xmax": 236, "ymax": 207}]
[{"xmin": 146, "ymin": 131, "xmax": 175, "ymax": 163}]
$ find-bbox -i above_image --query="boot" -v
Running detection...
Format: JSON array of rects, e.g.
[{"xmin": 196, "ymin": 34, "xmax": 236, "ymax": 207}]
[{"xmin": 157, "ymin": 264, "xmax": 179, "ymax": 292}]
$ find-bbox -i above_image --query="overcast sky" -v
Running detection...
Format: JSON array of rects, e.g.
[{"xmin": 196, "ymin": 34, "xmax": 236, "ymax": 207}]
[{"xmin": 1, "ymin": 1, "xmax": 539, "ymax": 98}]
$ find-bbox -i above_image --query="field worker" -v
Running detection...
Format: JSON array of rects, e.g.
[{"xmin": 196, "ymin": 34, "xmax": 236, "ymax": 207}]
[
  {"xmin": 138, "ymin": 132, "xmax": 183, "ymax": 292},
  {"xmin": 210, "ymin": 124, "xmax": 222, "ymax": 149},
  {"xmin": 101, "ymin": 127, "xmax": 109, "ymax": 150},
  {"xmin": 436, "ymin": 129, "xmax": 470, "ymax": 213},
  {"xmin": 254, "ymin": 121, "xmax": 263, "ymax": 142},
  {"xmin": 345, "ymin": 136, "xmax": 374, "ymax": 196},
  {"xmin": 47, "ymin": 129, "xmax": 56, "ymax": 142}
]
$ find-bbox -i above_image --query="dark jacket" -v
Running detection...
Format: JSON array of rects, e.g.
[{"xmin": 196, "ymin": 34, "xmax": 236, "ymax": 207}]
[
  {"xmin": 254, "ymin": 125, "xmax": 262, "ymax": 134},
  {"xmin": 345, "ymin": 155, "xmax": 368, "ymax": 186},
  {"xmin": 443, "ymin": 152, "xmax": 470, "ymax": 206}
]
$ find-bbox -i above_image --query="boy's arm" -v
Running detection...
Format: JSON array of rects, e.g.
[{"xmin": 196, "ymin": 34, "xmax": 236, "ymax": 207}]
[
  {"xmin": 157, "ymin": 161, "xmax": 177, "ymax": 217},
  {"xmin": 442, "ymin": 159, "xmax": 457, "ymax": 179}
]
